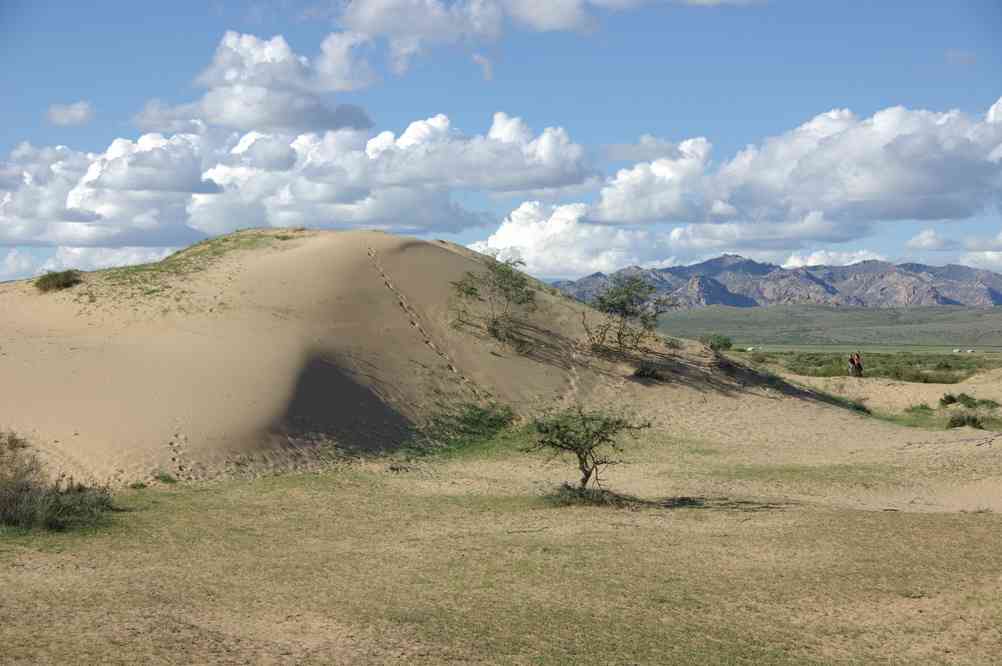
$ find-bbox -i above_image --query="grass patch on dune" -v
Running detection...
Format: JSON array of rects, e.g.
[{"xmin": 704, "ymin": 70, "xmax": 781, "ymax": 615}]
[
  {"xmin": 34, "ymin": 269, "xmax": 82, "ymax": 293},
  {"xmin": 406, "ymin": 401, "xmax": 519, "ymax": 459},
  {"xmin": 877, "ymin": 394, "xmax": 1002, "ymax": 431},
  {"xmin": 88, "ymin": 229, "xmax": 308, "ymax": 300},
  {"xmin": 0, "ymin": 431, "xmax": 116, "ymax": 532}
]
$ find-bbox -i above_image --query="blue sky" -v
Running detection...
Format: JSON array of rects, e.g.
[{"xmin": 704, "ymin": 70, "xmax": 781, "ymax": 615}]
[{"xmin": 2, "ymin": 0, "xmax": 1001, "ymax": 279}]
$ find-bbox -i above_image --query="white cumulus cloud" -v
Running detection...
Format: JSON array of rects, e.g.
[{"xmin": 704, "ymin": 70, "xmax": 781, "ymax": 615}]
[
  {"xmin": 136, "ymin": 31, "xmax": 375, "ymax": 133},
  {"xmin": 782, "ymin": 249, "xmax": 886, "ymax": 269},
  {"xmin": 47, "ymin": 101, "xmax": 95, "ymax": 127},
  {"xmin": 470, "ymin": 201, "xmax": 674, "ymax": 276},
  {"xmin": 590, "ymin": 99, "xmax": 1002, "ymax": 227},
  {"xmin": 905, "ymin": 228, "xmax": 959, "ymax": 251}
]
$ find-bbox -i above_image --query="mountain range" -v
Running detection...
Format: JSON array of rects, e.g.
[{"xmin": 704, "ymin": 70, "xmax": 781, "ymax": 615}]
[{"xmin": 552, "ymin": 255, "xmax": 1002, "ymax": 309}]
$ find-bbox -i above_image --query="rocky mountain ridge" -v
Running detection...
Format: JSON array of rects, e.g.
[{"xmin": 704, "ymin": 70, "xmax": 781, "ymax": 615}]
[{"xmin": 552, "ymin": 255, "xmax": 1002, "ymax": 309}]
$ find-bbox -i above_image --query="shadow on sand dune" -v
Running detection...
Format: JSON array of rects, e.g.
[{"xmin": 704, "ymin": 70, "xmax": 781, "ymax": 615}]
[{"xmin": 270, "ymin": 355, "xmax": 415, "ymax": 454}]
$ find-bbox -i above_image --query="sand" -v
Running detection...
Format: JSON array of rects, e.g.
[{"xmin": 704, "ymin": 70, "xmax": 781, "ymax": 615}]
[{"xmin": 2, "ymin": 229, "xmax": 1000, "ymax": 513}]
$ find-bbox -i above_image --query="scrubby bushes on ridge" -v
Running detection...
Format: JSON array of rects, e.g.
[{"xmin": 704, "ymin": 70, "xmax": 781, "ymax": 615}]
[
  {"xmin": 34, "ymin": 269, "xmax": 82, "ymax": 293},
  {"xmin": 699, "ymin": 334, "xmax": 733, "ymax": 352}
]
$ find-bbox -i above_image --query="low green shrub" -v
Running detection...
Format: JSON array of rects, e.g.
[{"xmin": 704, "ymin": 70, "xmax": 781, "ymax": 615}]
[
  {"xmin": 948, "ymin": 412, "xmax": 984, "ymax": 429},
  {"xmin": 153, "ymin": 471, "xmax": 178, "ymax": 484},
  {"xmin": 940, "ymin": 392, "xmax": 994, "ymax": 409},
  {"xmin": 34, "ymin": 269, "xmax": 82, "ymax": 293},
  {"xmin": 633, "ymin": 362, "xmax": 661, "ymax": 380},
  {"xmin": 416, "ymin": 402, "xmax": 516, "ymax": 453},
  {"xmin": 0, "ymin": 431, "xmax": 115, "ymax": 531},
  {"xmin": 699, "ymin": 334, "xmax": 733, "ymax": 352},
  {"xmin": 956, "ymin": 393, "xmax": 978, "ymax": 408}
]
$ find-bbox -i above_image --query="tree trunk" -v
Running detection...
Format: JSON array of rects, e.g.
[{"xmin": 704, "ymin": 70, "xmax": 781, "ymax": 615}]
[{"xmin": 578, "ymin": 457, "xmax": 593, "ymax": 489}]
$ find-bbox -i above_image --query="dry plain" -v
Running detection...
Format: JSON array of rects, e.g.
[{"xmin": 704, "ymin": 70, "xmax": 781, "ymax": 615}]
[{"xmin": 2, "ymin": 230, "xmax": 1000, "ymax": 664}]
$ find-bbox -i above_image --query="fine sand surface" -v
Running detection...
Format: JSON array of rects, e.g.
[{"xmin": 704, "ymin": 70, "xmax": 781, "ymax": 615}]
[{"xmin": 1, "ymin": 228, "xmax": 1000, "ymax": 517}]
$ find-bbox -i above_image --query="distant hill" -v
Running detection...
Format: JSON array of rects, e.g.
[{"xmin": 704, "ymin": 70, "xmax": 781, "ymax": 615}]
[{"xmin": 553, "ymin": 255, "xmax": 1002, "ymax": 309}]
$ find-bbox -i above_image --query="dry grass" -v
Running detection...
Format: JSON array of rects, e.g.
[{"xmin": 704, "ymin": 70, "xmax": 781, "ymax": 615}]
[{"xmin": 2, "ymin": 426, "xmax": 1001, "ymax": 664}]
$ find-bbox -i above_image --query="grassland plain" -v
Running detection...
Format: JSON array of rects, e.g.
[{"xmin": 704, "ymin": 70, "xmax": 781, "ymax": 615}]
[
  {"xmin": 3, "ymin": 425, "xmax": 1001, "ymax": 665},
  {"xmin": 4, "ymin": 231, "xmax": 1002, "ymax": 663},
  {"xmin": 658, "ymin": 304, "xmax": 1002, "ymax": 350}
]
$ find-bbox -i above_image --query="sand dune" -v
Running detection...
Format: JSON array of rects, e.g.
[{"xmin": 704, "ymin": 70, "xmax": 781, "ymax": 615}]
[
  {"xmin": 0, "ymin": 230, "xmax": 586, "ymax": 483},
  {"xmin": 2, "ymin": 229, "xmax": 1000, "ymax": 514}
]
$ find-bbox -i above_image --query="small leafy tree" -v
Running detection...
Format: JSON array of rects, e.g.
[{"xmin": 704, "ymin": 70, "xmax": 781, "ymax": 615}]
[
  {"xmin": 452, "ymin": 256, "xmax": 537, "ymax": 342},
  {"xmin": 584, "ymin": 275, "xmax": 672, "ymax": 350},
  {"xmin": 530, "ymin": 406, "xmax": 649, "ymax": 489},
  {"xmin": 699, "ymin": 334, "xmax": 733, "ymax": 352}
]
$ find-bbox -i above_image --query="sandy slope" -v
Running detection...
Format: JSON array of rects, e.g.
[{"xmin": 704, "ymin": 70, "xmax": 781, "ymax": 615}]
[
  {"xmin": 792, "ymin": 368, "xmax": 1002, "ymax": 413},
  {"xmin": 2, "ymin": 229, "xmax": 1000, "ymax": 513},
  {"xmin": 0, "ymin": 230, "xmax": 581, "ymax": 483}
]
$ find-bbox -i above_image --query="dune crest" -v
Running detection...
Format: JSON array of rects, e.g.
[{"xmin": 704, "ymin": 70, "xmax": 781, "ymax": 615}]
[{"xmin": 0, "ymin": 230, "xmax": 600, "ymax": 482}]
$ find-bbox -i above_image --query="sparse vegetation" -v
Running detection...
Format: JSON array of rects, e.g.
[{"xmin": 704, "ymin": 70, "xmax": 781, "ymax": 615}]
[
  {"xmin": 414, "ymin": 401, "xmax": 516, "ymax": 456},
  {"xmin": 905, "ymin": 403, "xmax": 933, "ymax": 414},
  {"xmin": 451, "ymin": 256, "xmax": 537, "ymax": 345},
  {"xmin": 0, "ymin": 430, "xmax": 115, "ymax": 531},
  {"xmin": 583, "ymin": 275, "xmax": 673, "ymax": 351},
  {"xmin": 948, "ymin": 412, "xmax": 984, "ymax": 429},
  {"xmin": 657, "ymin": 303, "xmax": 1002, "ymax": 348},
  {"xmin": 740, "ymin": 349, "xmax": 1002, "ymax": 384},
  {"xmin": 530, "ymin": 406, "xmax": 649, "ymax": 489},
  {"xmin": 699, "ymin": 333, "xmax": 733, "ymax": 352},
  {"xmin": 939, "ymin": 393, "xmax": 999, "ymax": 409},
  {"xmin": 34, "ymin": 269, "xmax": 82, "ymax": 293},
  {"xmin": 632, "ymin": 361, "xmax": 661, "ymax": 380},
  {"xmin": 89, "ymin": 229, "xmax": 298, "ymax": 305},
  {"xmin": 153, "ymin": 471, "xmax": 178, "ymax": 484}
]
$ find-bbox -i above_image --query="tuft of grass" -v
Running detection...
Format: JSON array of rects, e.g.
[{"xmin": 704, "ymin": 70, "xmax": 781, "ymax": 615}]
[
  {"xmin": 940, "ymin": 393, "xmax": 998, "ymax": 410},
  {"xmin": 633, "ymin": 361, "xmax": 662, "ymax": 380},
  {"xmin": 410, "ymin": 402, "xmax": 517, "ymax": 457},
  {"xmin": 905, "ymin": 403, "xmax": 933, "ymax": 414},
  {"xmin": 1, "ymin": 430, "xmax": 115, "ymax": 531},
  {"xmin": 128, "ymin": 481, "xmax": 147, "ymax": 490},
  {"xmin": 95, "ymin": 229, "xmax": 298, "ymax": 301},
  {"xmin": 35, "ymin": 269, "xmax": 82, "ymax": 293},
  {"xmin": 948, "ymin": 412, "xmax": 984, "ymax": 429},
  {"xmin": 153, "ymin": 471, "xmax": 178, "ymax": 484}
]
